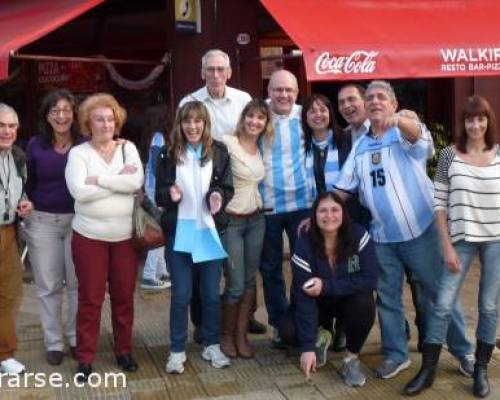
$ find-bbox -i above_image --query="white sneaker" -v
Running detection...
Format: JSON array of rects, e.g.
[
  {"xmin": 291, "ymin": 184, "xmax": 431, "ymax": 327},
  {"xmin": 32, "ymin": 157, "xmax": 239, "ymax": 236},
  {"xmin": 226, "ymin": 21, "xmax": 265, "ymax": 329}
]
[
  {"xmin": 201, "ymin": 344, "xmax": 230, "ymax": 369},
  {"xmin": 0, "ymin": 358, "xmax": 26, "ymax": 374},
  {"xmin": 166, "ymin": 352, "xmax": 186, "ymax": 374}
]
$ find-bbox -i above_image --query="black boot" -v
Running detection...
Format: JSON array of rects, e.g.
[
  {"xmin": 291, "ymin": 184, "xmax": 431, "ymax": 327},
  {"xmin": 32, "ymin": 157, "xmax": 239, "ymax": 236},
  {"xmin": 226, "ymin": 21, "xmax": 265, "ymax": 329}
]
[
  {"xmin": 473, "ymin": 340, "xmax": 494, "ymax": 398},
  {"xmin": 404, "ymin": 343, "xmax": 442, "ymax": 396}
]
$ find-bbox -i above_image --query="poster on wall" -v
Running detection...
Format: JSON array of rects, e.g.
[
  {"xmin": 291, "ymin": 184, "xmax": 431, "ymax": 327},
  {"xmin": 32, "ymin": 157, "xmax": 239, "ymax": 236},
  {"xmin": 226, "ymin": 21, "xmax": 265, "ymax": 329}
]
[
  {"xmin": 37, "ymin": 61, "xmax": 105, "ymax": 92},
  {"xmin": 174, "ymin": 0, "xmax": 201, "ymax": 33}
]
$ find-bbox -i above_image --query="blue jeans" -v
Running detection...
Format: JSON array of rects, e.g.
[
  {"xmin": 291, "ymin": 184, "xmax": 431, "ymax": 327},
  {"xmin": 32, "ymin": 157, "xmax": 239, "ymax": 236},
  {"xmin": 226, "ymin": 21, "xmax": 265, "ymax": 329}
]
[
  {"xmin": 166, "ymin": 242, "xmax": 223, "ymax": 352},
  {"xmin": 260, "ymin": 209, "xmax": 311, "ymax": 328},
  {"xmin": 426, "ymin": 240, "xmax": 500, "ymax": 346},
  {"xmin": 142, "ymin": 246, "xmax": 168, "ymax": 281},
  {"xmin": 223, "ymin": 213, "xmax": 265, "ymax": 304},
  {"xmin": 374, "ymin": 222, "xmax": 473, "ymax": 363}
]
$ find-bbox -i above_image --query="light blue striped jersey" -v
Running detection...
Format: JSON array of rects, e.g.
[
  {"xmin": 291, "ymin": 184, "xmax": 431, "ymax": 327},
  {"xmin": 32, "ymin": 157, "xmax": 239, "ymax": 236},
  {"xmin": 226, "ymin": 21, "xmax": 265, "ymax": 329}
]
[
  {"xmin": 334, "ymin": 126, "xmax": 435, "ymax": 243},
  {"xmin": 259, "ymin": 105, "xmax": 312, "ymax": 214},
  {"xmin": 144, "ymin": 132, "xmax": 165, "ymax": 202}
]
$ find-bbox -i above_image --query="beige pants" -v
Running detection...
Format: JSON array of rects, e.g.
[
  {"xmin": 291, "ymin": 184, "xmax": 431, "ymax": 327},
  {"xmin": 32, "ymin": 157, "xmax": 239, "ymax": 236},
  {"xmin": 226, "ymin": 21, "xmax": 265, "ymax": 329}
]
[{"xmin": 0, "ymin": 224, "xmax": 23, "ymax": 361}]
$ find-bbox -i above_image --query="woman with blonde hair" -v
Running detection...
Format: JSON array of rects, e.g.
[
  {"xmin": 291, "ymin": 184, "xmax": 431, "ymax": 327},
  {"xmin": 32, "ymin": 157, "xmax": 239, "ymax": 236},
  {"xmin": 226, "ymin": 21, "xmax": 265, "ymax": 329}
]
[
  {"xmin": 220, "ymin": 99, "xmax": 273, "ymax": 358},
  {"xmin": 65, "ymin": 93, "xmax": 143, "ymax": 381},
  {"xmin": 156, "ymin": 100, "xmax": 233, "ymax": 374}
]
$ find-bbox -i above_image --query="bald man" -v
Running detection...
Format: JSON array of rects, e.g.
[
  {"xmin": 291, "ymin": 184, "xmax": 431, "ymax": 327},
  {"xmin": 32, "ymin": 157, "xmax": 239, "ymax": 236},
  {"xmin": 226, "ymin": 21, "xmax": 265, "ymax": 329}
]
[{"xmin": 259, "ymin": 70, "xmax": 312, "ymax": 346}]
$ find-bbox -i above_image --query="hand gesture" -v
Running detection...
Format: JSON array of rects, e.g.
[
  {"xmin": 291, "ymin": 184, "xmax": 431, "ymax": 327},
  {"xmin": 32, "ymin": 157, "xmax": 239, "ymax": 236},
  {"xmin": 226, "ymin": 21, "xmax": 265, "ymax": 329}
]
[
  {"xmin": 85, "ymin": 176, "xmax": 98, "ymax": 185},
  {"xmin": 302, "ymin": 277, "xmax": 323, "ymax": 297},
  {"xmin": 209, "ymin": 192, "xmax": 223, "ymax": 214},
  {"xmin": 297, "ymin": 217, "xmax": 311, "ymax": 236},
  {"xmin": 300, "ymin": 352, "xmax": 317, "ymax": 381},
  {"xmin": 443, "ymin": 242, "xmax": 461, "ymax": 273},
  {"xmin": 170, "ymin": 184, "xmax": 182, "ymax": 202},
  {"xmin": 17, "ymin": 200, "xmax": 33, "ymax": 218},
  {"xmin": 119, "ymin": 164, "xmax": 137, "ymax": 174}
]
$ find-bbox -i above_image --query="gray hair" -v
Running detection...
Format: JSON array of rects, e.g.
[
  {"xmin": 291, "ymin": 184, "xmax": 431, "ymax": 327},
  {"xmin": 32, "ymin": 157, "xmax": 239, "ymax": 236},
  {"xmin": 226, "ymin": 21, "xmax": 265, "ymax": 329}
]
[
  {"xmin": 0, "ymin": 103, "xmax": 19, "ymax": 124},
  {"xmin": 201, "ymin": 49, "xmax": 231, "ymax": 70},
  {"xmin": 366, "ymin": 80, "xmax": 397, "ymax": 102}
]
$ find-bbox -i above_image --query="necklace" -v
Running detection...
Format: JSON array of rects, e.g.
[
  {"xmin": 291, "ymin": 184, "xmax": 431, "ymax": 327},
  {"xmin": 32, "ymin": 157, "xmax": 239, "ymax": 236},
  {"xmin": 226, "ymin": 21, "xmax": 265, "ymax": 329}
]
[{"xmin": 91, "ymin": 141, "xmax": 116, "ymax": 163}]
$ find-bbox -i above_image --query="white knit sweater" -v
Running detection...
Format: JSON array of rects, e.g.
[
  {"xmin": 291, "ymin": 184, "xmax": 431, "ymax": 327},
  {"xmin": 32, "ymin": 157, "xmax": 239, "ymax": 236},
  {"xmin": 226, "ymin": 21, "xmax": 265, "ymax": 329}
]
[{"xmin": 65, "ymin": 141, "xmax": 144, "ymax": 242}]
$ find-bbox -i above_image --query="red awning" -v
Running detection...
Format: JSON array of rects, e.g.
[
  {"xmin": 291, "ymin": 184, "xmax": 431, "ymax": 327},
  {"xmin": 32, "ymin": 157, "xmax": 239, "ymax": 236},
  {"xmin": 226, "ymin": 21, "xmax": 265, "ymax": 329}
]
[
  {"xmin": 0, "ymin": 0, "xmax": 104, "ymax": 80},
  {"xmin": 261, "ymin": 0, "xmax": 500, "ymax": 81}
]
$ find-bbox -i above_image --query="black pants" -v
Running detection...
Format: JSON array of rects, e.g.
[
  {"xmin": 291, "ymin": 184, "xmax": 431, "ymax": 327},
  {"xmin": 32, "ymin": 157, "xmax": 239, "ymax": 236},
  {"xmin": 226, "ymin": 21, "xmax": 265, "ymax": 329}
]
[{"xmin": 280, "ymin": 291, "xmax": 375, "ymax": 354}]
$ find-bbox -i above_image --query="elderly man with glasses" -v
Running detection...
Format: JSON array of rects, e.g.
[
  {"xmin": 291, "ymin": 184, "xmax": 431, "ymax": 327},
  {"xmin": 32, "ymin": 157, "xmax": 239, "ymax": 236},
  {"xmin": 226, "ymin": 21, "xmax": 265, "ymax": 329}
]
[{"xmin": 0, "ymin": 103, "xmax": 33, "ymax": 374}]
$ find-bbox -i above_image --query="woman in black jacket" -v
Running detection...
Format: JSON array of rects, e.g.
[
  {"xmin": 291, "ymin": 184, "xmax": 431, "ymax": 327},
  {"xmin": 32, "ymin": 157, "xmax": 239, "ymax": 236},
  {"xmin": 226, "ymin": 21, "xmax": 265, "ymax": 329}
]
[
  {"xmin": 155, "ymin": 101, "xmax": 234, "ymax": 374},
  {"xmin": 281, "ymin": 191, "xmax": 377, "ymax": 387}
]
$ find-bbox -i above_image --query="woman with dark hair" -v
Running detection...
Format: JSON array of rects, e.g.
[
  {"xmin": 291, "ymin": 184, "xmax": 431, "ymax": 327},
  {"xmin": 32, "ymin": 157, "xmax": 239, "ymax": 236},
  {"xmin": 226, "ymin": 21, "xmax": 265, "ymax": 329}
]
[
  {"xmin": 156, "ymin": 101, "xmax": 233, "ymax": 374},
  {"xmin": 280, "ymin": 192, "xmax": 378, "ymax": 387},
  {"xmin": 24, "ymin": 89, "xmax": 83, "ymax": 366},
  {"xmin": 301, "ymin": 94, "xmax": 371, "ymax": 352},
  {"xmin": 219, "ymin": 99, "xmax": 273, "ymax": 359},
  {"xmin": 302, "ymin": 94, "xmax": 343, "ymax": 199},
  {"xmin": 405, "ymin": 95, "xmax": 500, "ymax": 398}
]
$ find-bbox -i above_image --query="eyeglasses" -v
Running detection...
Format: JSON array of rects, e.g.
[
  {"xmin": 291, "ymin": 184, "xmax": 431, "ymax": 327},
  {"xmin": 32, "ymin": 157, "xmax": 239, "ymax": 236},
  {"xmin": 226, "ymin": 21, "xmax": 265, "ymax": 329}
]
[
  {"xmin": 204, "ymin": 66, "xmax": 227, "ymax": 74},
  {"xmin": 48, "ymin": 108, "xmax": 73, "ymax": 117}
]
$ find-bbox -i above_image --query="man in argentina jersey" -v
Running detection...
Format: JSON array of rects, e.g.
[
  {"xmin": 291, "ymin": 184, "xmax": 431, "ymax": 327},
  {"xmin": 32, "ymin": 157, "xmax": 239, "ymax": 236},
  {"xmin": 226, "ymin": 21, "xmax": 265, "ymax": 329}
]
[
  {"xmin": 335, "ymin": 80, "xmax": 474, "ymax": 380},
  {"xmin": 259, "ymin": 70, "xmax": 312, "ymax": 346}
]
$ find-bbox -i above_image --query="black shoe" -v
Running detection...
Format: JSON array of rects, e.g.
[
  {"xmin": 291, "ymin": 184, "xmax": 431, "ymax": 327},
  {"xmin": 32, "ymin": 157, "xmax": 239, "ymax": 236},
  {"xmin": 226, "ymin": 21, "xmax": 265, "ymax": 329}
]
[
  {"xmin": 404, "ymin": 343, "xmax": 442, "ymax": 396},
  {"xmin": 248, "ymin": 318, "xmax": 267, "ymax": 335},
  {"xmin": 473, "ymin": 340, "xmax": 494, "ymax": 398},
  {"xmin": 75, "ymin": 363, "xmax": 92, "ymax": 383},
  {"xmin": 46, "ymin": 351, "xmax": 64, "ymax": 366},
  {"xmin": 116, "ymin": 354, "xmax": 138, "ymax": 372}
]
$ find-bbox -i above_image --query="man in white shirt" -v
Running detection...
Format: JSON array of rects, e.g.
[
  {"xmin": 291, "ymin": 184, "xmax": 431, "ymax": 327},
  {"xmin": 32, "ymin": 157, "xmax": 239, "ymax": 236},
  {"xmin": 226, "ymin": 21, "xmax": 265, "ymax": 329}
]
[{"xmin": 179, "ymin": 49, "xmax": 252, "ymax": 141}]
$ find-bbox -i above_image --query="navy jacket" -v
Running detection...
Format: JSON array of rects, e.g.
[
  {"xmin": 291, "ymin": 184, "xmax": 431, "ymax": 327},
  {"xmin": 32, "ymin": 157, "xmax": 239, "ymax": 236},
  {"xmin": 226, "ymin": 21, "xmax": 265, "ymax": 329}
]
[{"xmin": 290, "ymin": 224, "xmax": 378, "ymax": 352}]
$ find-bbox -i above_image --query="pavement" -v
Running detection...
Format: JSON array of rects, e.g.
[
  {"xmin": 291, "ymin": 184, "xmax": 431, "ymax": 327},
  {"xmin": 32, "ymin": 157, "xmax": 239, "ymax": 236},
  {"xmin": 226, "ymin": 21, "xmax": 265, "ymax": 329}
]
[{"xmin": 1, "ymin": 258, "xmax": 499, "ymax": 399}]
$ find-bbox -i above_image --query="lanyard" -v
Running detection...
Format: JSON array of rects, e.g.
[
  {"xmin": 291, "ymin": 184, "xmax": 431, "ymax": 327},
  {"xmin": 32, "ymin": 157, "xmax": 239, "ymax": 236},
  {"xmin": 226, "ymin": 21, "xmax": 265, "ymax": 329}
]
[{"xmin": 0, "ymin": 154, "xmax": 11, "ymax": 222}]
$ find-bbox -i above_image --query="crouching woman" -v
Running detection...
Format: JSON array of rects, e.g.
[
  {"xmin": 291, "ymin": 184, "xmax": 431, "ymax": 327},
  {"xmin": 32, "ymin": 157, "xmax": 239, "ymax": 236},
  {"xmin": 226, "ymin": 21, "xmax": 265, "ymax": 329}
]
[{"xmin": 280, "ymin": 192, "xmax": 378, "ymax": 387}]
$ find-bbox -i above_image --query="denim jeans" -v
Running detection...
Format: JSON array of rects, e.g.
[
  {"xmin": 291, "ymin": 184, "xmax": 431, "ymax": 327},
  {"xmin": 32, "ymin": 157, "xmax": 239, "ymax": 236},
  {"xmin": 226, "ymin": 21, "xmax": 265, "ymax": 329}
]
[
  {"xmin": 260, "ymin": 208, "xmax": 311, "ymax": 328},
  {"xmin": 374, "ymin": 222, "xmax": 473, "ymax": 363},
  {"xmin": 426, "ymin": 240, "xmax": 500, "ymax": 346},
  {"xmin": 167, "ymin": 241, "xmax": 223, "ymax": 352},
  {"xmin": 142, "ymin": 246, "xmax": 168, "ymax": 281},
  {"xmin": 223, "ymin": 213, "xmax": 265, "ymax": 304}
]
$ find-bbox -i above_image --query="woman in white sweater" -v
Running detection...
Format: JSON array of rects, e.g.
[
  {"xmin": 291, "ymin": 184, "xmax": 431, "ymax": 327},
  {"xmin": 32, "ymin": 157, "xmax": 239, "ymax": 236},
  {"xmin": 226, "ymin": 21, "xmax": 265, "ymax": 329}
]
[{"xmin": 65, "ymin": 93, "xmax": 143, "ymax": 382}]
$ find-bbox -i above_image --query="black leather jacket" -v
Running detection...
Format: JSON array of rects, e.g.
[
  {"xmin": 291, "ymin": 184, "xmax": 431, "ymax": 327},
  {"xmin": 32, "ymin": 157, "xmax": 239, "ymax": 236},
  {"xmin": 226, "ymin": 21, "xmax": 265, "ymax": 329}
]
[{"xmin": 155, "ymin": 140, "xmax": 234, "ymax": 236}]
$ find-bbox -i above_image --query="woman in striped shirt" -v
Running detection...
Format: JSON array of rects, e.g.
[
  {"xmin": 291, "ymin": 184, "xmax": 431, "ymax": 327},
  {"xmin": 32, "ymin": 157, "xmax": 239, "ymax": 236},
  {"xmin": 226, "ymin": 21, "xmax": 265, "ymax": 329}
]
[{"xmin": 405, "ymin": 95, "xmax": 500, "ymax": 398}]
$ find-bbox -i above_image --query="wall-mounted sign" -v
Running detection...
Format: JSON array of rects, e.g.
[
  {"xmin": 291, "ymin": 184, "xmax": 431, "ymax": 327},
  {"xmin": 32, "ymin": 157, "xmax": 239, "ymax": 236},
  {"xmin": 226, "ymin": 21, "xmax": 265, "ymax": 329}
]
[
  {"xmin": 236, "ymin": 33, "xmax": 251, "ymax": 46},
  {"xmin": 175, "ymin": 0, "xmax": 201, "ymax": 33},
  {"xmin": 37, "ymin": 61, "xmax": 104, "ymax": 92}
]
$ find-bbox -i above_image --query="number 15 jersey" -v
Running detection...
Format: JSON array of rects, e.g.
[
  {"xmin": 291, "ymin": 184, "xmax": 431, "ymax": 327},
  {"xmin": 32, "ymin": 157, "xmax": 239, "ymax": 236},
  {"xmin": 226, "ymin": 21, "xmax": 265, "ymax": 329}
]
[{"xmin": 335, "ymin": 126, "xmax": 434, "ymax": 243}]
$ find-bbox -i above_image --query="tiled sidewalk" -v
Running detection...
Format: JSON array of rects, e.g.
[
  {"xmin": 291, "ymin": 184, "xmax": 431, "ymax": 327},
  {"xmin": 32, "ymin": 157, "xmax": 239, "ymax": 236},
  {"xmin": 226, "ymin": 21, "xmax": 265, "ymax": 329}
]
[{"xmin": 2, "ymin": 262, "xmax": 498, "ymax": 399}]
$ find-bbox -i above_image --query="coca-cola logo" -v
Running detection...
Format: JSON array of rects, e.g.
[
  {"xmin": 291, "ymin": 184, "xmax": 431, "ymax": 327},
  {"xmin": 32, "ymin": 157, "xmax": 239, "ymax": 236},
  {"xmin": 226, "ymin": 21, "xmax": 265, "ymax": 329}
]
[{"xmin": 315, "ymin": 51, "xmax": 379, "ymax": 75}]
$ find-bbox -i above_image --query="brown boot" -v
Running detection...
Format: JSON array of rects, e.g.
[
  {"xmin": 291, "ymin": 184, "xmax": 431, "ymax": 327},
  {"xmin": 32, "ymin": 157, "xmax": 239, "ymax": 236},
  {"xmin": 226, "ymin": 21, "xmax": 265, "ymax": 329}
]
[
  {"xmin": 220, "ymin": 301, "xmax": 239, "ymax": 358},
  {"xmin": 236, "ymin": 290, "xmax": 254, "ymax": 358}
]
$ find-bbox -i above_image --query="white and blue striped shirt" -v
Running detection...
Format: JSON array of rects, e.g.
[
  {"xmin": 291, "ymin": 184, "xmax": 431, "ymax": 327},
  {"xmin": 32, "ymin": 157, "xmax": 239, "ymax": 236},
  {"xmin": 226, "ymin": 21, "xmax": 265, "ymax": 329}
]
[
  {"xmin": 260, "ymin": 105, "xmax": 312, "ymax": 214},
  {"xmin": 144, "ymin": 132, "xmax": 165, "ymax": 202},
  {"xmin": 335, "ymin": 126, "xmax": 435, "ymax": 243}
]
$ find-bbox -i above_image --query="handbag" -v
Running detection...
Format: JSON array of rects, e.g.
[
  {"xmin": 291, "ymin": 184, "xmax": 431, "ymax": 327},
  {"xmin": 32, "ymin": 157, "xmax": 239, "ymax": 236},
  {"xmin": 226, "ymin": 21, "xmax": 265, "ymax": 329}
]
[
  {"xmin": 132, "ymin": 190, "xmax": 165, "ymax": 252},
  {"xmin": 121, "ymin": 141, "xmax": 166, "ymax": 252}
]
